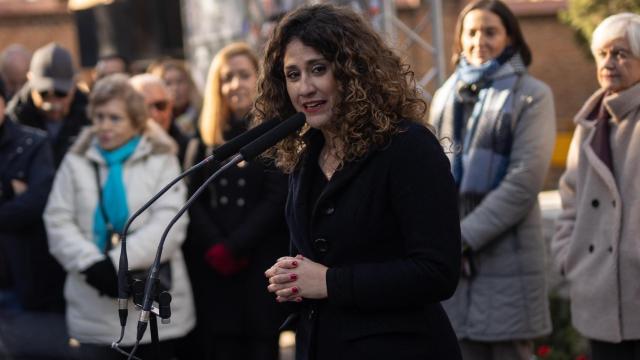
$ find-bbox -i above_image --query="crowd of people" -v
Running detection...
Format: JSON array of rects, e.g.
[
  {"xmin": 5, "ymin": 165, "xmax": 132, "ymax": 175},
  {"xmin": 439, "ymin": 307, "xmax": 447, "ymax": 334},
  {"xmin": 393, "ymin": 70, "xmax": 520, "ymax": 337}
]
[{"xmin": 1, "ymin": 1, "xmax": 639, "ymax": 360}]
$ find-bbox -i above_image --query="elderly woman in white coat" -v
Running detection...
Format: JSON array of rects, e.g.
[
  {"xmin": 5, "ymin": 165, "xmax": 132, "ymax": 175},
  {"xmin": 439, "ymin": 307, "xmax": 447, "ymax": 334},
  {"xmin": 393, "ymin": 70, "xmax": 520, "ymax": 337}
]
[
  {"xmin": 428, "ymin": 1, "xmax": 555, "ymax": 359},
  {"xmin": 552, "ymin": 13, "xmax": 640, "ymax": 360},
  {"xmin": 44, "ymin": 74, "xmax": 195, "ymax": 359}
]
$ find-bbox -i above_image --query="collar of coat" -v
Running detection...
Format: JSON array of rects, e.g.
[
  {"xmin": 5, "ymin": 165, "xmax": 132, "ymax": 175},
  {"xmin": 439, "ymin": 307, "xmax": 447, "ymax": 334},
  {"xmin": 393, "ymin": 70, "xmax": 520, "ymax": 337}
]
[
  {"xmin": 0, "ymin": 117, "xmax": 47, "ymax": 148},
  {"xmin": 575, "ymin": 82, "xmax": 640, "ymax": 126},
  {"xmin": 70, "ymin": 119, "xmax": 177, "ymax": 164},
  {"xmin": 294, "ymin": 122, "xmax": 408, "ymax": 215},
  {"xmin": 6, "ymin": 84, "xmax": 89, "ymax": 128}
]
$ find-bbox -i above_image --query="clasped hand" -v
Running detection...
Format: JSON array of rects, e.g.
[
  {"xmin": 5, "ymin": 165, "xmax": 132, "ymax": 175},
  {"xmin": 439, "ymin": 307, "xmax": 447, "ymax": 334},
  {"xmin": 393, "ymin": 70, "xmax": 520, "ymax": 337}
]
[{"xmin": 265, "ymin": 255, "xmax": 328, "ymax": 302}]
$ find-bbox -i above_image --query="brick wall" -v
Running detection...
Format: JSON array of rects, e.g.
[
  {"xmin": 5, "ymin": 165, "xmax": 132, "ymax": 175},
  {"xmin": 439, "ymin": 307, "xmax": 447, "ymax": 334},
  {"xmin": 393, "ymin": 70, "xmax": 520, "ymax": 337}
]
[
  {"xmin": 397, "ymin": 0, "xmax": 596, "ymax": 189},
  {"xmin": 0, "ymin": 1, "xmax": 80, "ymax": 67}
]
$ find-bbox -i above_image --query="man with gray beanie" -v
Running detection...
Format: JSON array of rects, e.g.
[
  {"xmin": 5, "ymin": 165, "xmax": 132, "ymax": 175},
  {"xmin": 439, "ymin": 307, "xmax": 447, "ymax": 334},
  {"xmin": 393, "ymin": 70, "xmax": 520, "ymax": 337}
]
[{"xmin": 6, "ymin": 42, "xmax": 90, "ymax": 168}]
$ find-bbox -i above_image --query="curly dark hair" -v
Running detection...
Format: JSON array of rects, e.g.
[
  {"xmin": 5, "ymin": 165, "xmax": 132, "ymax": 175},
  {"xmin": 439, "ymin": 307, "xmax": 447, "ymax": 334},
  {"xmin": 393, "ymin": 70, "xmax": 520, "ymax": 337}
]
[{"xmin": 253, "ymin": 4, "xmax": 427, "ymax": 173}]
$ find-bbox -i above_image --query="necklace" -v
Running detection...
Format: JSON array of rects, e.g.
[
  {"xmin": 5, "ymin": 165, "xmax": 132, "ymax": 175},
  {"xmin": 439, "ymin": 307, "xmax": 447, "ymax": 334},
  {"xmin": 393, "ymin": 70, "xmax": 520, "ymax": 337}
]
[{"xmin": 319, "ymin": 146, "xmax": 340, "ymax": 180}]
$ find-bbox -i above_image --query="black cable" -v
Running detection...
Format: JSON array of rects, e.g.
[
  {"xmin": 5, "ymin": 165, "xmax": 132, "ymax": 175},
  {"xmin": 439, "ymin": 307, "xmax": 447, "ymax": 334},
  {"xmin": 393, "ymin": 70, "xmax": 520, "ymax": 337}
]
[
  {"xmin": 132, "ymin": 155, "xmax": 243, "ymax": 355},
  {"xmin": 110, "ymin": 342, "xmax": 142, "ymax": 360}
]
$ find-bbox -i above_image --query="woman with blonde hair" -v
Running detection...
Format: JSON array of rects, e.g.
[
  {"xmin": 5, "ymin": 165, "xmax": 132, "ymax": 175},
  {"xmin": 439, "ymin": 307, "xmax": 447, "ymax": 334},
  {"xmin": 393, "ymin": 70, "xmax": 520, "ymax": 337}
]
[{"xmin": 185, "ymin": 42, "xmax": 288, "ymax": 360}]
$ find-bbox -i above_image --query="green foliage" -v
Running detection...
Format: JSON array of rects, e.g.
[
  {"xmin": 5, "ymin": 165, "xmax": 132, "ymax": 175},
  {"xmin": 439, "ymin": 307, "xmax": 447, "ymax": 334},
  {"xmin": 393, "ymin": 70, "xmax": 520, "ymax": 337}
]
[
  {"xmin": 533, "ymin": 294, "xmax": 589, "ymax": 360},
  {"xmin": 560, "ymin": 0, "xmax": 640, "ymax": 54}
]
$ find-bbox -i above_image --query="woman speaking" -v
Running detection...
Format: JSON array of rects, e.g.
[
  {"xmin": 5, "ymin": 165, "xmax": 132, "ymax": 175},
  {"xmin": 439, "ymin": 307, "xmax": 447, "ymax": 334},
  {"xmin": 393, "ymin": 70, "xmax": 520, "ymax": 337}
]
[{"xmin": 261, "ymin": 4, "xmax": 462, "ymax": 359}]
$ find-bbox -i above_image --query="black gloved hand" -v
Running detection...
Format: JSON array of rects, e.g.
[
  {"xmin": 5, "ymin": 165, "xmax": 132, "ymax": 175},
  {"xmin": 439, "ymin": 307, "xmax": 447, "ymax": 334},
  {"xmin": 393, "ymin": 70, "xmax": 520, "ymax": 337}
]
[{"xmin": 82, "ymin": 258, "xmax": 119, "ymax": 298}]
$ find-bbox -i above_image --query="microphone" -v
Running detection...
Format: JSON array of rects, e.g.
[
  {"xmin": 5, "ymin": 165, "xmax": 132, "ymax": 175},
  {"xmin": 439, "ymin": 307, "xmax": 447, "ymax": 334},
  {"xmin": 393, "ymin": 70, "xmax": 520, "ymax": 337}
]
[
  {"xmin": 238, "ymin": 112, "xmax": 306, "ymax": 161},
  {"xmin": 112, "ymin": 116, "xmax": 280, "ymax": 345},
  {"xmin": 131, "ymin": 112, "xmax": 305, "ymax": 355}
]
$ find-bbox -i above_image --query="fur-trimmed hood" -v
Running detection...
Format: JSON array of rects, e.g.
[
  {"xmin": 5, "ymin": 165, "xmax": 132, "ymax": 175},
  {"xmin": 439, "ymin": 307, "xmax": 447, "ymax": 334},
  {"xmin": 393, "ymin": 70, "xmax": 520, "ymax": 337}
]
[
  {"xmin": 69, "ymin": 119, "xmax": 177, "ymax": 159},
  {"xmin": 44, "ymin": 116, "xmax": 194, "ymax": 344}
]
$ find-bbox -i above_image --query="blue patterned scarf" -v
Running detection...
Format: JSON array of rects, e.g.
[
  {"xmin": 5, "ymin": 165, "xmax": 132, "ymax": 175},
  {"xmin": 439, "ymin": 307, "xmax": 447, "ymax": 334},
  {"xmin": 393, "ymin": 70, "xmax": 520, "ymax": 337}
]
[
  {"xmin": 433, "ymin": 51, "xmax": 525, "ymax": 216},
  {"xmin": 452, "ymin": 48, "xmax": 515, "ymax": 185},
  {"xmin": 93, "ymin": 136, "xmax": 141, "ymax": 252}
]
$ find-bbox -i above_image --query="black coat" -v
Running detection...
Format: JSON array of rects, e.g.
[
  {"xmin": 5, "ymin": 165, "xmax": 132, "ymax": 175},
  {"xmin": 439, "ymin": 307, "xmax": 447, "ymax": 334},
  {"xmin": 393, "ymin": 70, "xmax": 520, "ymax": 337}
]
[
  {"xmin": 286, "ymin": 122, "xmax": 462, "ymax": 360},
  {"xmin": 168, "ymin": 121, "xmax": 192, "ymax": 167},
  {"xmin": 6, "ymin": 85, "xmax": 91, "ymax": 168},
  {"xmin": 185, "ymin": 121, "xmax": 289, "ymax": 337},
  {"xmin": 0, "ymin": 118, "xmax": 65, "ymax": 311}
]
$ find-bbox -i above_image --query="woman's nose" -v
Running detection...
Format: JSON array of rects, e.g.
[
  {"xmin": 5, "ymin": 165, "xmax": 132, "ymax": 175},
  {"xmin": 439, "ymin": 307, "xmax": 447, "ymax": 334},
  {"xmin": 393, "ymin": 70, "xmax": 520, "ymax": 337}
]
[
  {"xmin": 602, "ymin": 53, "xmax": 617, "ymax": 69},
  {"xmin": 298, "ymin": 75, "xmax": 315, "ymax": 96},
  {"xmin": 473, "ymin": 32, "xmax": 484, "ymax": 47},
  {"xmin": 230, "ymin": 76, "xmax": 241, "ymax": 89}
]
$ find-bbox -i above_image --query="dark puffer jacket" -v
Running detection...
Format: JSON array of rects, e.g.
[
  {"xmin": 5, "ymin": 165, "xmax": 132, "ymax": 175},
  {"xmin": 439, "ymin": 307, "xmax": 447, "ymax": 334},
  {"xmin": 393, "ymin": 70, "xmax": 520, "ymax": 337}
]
[{"xmin": 0, "ymin": 118, "xmax": 65, "ymax": 311}]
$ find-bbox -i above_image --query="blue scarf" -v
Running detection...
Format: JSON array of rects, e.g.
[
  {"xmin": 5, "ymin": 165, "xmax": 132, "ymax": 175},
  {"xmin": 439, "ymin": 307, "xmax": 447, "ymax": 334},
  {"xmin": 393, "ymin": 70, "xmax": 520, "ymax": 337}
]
[
  {"xmin": 452, "ymin": 48, "xmax": 515, "ymax": 185},
  {"xmin": 93, "ymin": 136, "xmax": 141, "ymax": 252}
]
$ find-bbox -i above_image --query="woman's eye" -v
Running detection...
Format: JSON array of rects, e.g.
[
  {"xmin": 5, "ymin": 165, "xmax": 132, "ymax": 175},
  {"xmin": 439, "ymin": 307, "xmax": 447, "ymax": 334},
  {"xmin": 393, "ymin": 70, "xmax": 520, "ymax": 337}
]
[
  {"xmin": 616, "ymin": 50, "xmax": 629, "ymax": 59},
  {"xmin": 312, "ymin": 64, "xmax": 326, "ymax": 74},
  {"xmin": 286, "ymin": 71, "xmax": 300, "ymax": 80}
]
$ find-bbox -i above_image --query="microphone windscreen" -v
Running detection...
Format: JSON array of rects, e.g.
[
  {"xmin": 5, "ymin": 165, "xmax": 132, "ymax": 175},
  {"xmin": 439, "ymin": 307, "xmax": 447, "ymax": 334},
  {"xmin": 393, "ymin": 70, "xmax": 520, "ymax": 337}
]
[
  {"xmin": 212, "ymin": 117, "xmax": 280, "ymax": 160},
  {"xmin": 239, "ymin": 113, "xmax": 306, "ymax": 161}
]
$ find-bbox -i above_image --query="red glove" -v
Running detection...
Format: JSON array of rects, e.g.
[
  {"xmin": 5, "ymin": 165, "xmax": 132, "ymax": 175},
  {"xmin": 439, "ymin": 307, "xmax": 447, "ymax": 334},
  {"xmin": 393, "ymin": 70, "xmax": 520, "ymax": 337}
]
[{"xmin": 205, "ymin": 243, "xmax": 249, "ymax": 276}]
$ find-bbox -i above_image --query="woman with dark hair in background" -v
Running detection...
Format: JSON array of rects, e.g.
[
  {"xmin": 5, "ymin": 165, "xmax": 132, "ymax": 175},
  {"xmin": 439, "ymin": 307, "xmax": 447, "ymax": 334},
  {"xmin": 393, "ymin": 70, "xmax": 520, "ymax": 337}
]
[
  {"xmin": 429, "ymin": 1, "xmax": 555, "ymax": 359},
  {"xmin": 186, "ymin": 42, "xmax": 288, "ymax": 360},
  {"xmin": 261, "ymin": 4, "xmax": 461, "ymax": 359}
]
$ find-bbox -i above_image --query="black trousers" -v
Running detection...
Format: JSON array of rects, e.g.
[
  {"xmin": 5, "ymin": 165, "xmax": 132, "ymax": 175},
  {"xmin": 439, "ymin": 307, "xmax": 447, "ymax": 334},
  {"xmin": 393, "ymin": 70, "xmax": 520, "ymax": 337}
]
[
  {"xmin": 591, "ymin": 339, "xmax": 640, "ymax": 360},
  {"xmin": 208, "ymin": 335, "xmax": 279, "ymax": 360}
]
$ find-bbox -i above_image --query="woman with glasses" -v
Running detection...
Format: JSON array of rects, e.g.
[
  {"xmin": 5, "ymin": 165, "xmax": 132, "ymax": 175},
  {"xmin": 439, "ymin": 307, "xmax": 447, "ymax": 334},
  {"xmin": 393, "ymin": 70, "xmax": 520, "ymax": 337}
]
[
  {"xmin": 130, "ymin": 73, "xmax": 194, "ymax": 168},
  {"xmin": 44, "ymin": 74, "xmax": 195, "ymax": 359},
  {"xmin": 148, "ymin": 59, "xmax": 202, "ymax": 138},
  {"xmin": 184, "ymin": 42, "xmax": 289, "ymax": 360}
]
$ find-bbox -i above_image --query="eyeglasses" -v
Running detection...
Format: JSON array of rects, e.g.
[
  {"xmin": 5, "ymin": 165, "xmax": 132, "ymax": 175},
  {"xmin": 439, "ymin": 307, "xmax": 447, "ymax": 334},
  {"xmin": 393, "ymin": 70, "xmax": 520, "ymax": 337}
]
[
  {"xmin": 149, "ymin": 100, "xmax": 169, "ymax": 112},
  {"xmin": 38, "ymin": 89, "xmax": 69, "ymax": 98}
]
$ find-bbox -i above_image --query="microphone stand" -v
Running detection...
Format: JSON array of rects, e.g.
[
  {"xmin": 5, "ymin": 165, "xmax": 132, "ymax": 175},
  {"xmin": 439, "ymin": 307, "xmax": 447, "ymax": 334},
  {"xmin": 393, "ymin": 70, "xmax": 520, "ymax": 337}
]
[
  {"xmin": 112, "ymin": 156, "xmax": 213, "ymax": 347},
  {"xmin": 112, "ymin": 117, "xmax": 280, "ymax": 349},
  {"xmin": 125, "ymin": 113, "xmax": 305, "ymax": 359},
  {"xmin": 130, "ymin": 155, "xmax": 244, "ymax": 359}
]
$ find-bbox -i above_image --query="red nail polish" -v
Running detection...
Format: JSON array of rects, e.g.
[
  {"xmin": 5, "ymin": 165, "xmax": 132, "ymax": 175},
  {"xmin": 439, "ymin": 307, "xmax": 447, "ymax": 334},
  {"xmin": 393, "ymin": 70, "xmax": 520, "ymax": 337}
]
[
  {"xmin": 291, "ymin": 287, "xmax": 299, "ymax": 294},
  {"xmin": 295, "ymin": 297, "xmax": 302, "ymax": 303},
  {"xmin": 292, "ymin": 261, "xmax": 298, "ymax": 267},
  {"xmin": 290, "ymin": 274, "xmax": 298, "ymax": 281}
]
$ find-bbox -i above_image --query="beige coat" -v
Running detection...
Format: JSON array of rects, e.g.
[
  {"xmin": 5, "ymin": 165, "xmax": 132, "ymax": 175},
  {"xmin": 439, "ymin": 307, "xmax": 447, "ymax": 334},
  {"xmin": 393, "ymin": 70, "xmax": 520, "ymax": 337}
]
[
  {"xmin": 44, "ymin": 121, "xmax": 195, "ymax": 345},
  {"xmin": 552, "ymin": 82, "xmax": 640, "ymax": 342}
]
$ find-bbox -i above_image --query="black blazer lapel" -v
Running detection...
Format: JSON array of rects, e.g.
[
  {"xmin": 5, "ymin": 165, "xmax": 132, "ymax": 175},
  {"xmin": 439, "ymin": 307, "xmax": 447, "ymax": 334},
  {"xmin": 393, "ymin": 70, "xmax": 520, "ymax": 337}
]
[
  {"xmin": 311, "ymin": 147, "xmax": 376, "ymax": 220},
  {"xmin": 288, "ymin": 131, "xmax": 323, "ymax": 256}
]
